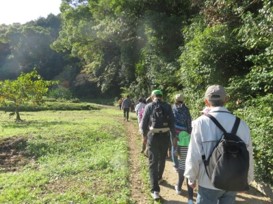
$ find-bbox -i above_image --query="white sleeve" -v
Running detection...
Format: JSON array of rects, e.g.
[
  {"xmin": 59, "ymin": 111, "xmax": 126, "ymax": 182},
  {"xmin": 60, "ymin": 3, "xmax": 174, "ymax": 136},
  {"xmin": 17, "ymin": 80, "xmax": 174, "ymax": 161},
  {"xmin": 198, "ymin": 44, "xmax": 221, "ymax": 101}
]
[
  {"xmin": 247, "ymin": 136, "xmax": 254, "ymax": 183},
  {"xmin": 184, "ymin": 120, "xmax": 203, "ymax": 182}
]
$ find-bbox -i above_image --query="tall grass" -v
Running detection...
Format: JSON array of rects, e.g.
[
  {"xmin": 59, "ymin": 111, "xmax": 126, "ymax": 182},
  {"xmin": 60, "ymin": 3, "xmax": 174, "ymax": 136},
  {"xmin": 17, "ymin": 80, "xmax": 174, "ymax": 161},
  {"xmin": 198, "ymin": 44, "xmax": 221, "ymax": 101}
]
[{"xmin": 0, "ymin": 107, "xmax": 132, "ymax": 203}]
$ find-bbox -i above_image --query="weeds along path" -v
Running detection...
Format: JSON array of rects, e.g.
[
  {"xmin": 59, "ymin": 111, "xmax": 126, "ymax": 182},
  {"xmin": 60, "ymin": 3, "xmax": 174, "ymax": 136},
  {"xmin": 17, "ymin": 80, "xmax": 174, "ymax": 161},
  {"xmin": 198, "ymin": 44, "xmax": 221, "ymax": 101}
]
[
  {"xmin": 124, "ymin": 119, "xmax": 149, "ymax": 204},
  {"xmin": 122, "ymin": 117, "xmax": 271, "ymax": 204}
]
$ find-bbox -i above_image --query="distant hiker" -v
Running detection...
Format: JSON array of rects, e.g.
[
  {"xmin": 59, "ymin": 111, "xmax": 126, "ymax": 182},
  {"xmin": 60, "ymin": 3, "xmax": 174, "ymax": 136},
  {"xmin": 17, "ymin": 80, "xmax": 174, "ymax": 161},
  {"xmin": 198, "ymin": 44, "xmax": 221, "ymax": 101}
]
[
  {"xmin": 184, "ymin": 85, "xmax": 254, "ymax": 204},
  {"xmin": 135, "ymin": 98, "xmax": 147, "ymax": 153},
  {"xmin": 118, "ymin": 98, "xmax": 123, "ymax": 110},
  {"xmin": 140, "ymin": 89, "xmax": 176, "ymax": 200},
  {"xmin": 171, "ymin": 94, "xmax": 193, "ymax": 204},
  {"xmin": 121, "ymin": 95, "xmax": 131, "ymax": 121},
  {"xmin": 135, "ymin": 98, "xmax": 146, "ymax": 125}
]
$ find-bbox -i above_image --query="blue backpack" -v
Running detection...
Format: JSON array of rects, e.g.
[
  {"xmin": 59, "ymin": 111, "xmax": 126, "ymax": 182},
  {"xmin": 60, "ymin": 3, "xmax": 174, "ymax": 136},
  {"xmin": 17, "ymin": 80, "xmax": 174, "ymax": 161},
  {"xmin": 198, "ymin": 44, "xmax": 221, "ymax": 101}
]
[{"xmin": 173, "ymin": 104, "xmax": 191, "ymax": 131}]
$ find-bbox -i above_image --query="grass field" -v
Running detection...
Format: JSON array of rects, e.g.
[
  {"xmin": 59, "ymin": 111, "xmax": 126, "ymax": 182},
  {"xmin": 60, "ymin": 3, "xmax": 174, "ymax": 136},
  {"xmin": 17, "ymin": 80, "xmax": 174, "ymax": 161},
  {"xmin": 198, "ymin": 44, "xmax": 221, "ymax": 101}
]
[{"xmin": 0, "ymin": 106, "xmax": 132, "ymax": 203}]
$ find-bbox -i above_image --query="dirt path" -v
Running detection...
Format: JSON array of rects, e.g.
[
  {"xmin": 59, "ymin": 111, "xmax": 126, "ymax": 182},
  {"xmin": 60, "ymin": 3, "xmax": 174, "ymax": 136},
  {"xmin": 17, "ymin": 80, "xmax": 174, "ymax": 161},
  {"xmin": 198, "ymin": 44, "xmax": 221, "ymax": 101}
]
[{"xmin": 124, "ymin": 119, "xmax": 271, "ymax": 204}]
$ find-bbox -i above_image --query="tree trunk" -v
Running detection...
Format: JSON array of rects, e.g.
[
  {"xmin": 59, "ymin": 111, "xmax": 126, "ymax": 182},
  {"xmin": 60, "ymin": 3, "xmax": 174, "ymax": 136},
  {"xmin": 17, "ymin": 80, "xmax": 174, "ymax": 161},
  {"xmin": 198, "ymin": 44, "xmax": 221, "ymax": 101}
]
[{"xmin": 15, "ymin": 106, "xmax": 22, "ymax": 122}]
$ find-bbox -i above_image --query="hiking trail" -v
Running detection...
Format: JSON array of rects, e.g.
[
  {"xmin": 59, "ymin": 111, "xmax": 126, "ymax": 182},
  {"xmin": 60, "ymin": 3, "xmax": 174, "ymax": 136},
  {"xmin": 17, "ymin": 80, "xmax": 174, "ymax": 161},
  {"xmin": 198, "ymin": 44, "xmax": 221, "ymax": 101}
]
[{"xmin": 124, "ymin": 117, "xmax": 272, "ymax": 204}]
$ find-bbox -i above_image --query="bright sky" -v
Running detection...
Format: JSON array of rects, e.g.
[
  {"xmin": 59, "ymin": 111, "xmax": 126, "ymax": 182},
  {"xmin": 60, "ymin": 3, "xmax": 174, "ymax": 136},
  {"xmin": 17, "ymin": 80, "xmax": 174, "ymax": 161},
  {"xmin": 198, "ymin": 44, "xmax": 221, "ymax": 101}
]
[{"xmin": 0, "ymin": 0, "xmax": 62, "ymax": 25}]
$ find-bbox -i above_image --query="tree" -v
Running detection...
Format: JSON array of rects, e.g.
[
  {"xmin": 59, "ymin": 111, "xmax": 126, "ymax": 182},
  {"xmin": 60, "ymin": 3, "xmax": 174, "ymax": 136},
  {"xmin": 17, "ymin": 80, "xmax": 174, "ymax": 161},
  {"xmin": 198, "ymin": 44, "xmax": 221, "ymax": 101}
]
[{"xmin": 0, "ymin": 70, "xmax": 56, "ymax": 121}]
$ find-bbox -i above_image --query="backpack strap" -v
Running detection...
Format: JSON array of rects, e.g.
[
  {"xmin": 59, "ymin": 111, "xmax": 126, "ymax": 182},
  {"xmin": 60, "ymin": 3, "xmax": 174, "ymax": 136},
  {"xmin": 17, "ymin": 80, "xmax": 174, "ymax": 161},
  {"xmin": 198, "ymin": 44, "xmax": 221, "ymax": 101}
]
[
  {"xmin": 205, "ymin": 114, "xmax": 227, "ymax": 133},
  {"xmin": 202, "ymin": 114, "xmax": 240, "ymax": 164},
  {"xmin": 210, "ymin": 110, "xmax": 233, "ymax": 114},
  {"xmin": 231, "ymin": 117, "xmax": 240, "ymax": 134},
  {"xmin": 205, "ymin": 114, "xmax": 240, "ymax": 135}
]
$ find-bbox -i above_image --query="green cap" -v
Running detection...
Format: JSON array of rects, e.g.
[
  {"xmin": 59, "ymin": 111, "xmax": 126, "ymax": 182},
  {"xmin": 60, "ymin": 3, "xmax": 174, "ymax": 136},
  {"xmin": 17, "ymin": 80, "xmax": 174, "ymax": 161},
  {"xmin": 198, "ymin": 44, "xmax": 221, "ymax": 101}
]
[
  {"xmin": 177, "ymin": 131, "xmax": 190, "ymax": 146},
  {"xmin": 152, "ymin": 89, "xmax": 163, "ymax": 96}
]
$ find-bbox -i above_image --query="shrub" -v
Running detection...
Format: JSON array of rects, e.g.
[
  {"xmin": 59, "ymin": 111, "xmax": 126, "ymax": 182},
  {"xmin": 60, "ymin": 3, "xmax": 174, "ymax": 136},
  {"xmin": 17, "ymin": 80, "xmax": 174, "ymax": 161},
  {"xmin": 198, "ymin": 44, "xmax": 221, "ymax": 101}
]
[
  {"xmin": 48, "ymin": 87, "xmax": 73, "ymax": 100},
  {"xmin": 234, "ymin": 94, "xmax": 273, "ymax": 185}
]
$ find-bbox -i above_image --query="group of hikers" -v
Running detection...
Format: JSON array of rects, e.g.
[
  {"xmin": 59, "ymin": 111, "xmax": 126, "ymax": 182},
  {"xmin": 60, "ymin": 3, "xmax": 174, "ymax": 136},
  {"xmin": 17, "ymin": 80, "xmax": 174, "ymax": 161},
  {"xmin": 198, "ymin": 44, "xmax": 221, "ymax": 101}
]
[{"xmin": 119, "ymin": 85, "xmax": 254, "ymax": 204}]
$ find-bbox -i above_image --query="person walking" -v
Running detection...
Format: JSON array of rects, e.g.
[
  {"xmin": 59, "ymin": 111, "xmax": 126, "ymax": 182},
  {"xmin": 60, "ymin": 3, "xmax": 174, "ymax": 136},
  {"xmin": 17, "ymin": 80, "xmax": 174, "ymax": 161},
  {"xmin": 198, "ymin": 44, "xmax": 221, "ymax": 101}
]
[
  {"xmin": 135, "ymin": 97, "xmax": 147, "ymax": 153},
  {"xmin": 171, "ymin": 94, "xmax": 193, "ymax": 204},
  {"xmin": 184, "ymin": 85, "xmax": 254, "ymax": 204},
  {"xmin": 140, "ymin": 89, "xmax": 176, "ymax": 200},
  {"xmin": 118, "ymin": 97, "xmax": 123, "ymax": 110},
  {"xmin": 171, "ymin": 94, "xmax": 192, "ymax": 169},
  {"xmin": 135, "ymin": 98, "xmax": 146, "ymax": 126},
  {"xmin": 121, "ymin": 95, "xmax": 131, "ymax": 121}
]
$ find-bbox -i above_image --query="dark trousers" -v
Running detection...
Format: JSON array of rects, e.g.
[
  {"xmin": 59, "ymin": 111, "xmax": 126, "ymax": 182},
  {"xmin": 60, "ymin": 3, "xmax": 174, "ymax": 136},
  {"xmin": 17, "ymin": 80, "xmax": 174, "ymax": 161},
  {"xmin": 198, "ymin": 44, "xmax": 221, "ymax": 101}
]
[
  {"xmin": 177, "ymin": 169, "xmax": 194, "ymax": 200},
  {"xmin": 147, "ymin": 131, "xmax": 170, "ymax": 192},
  {"xmin": 123, "ymin": 108, "xmax": 129, "ymax": 121}
]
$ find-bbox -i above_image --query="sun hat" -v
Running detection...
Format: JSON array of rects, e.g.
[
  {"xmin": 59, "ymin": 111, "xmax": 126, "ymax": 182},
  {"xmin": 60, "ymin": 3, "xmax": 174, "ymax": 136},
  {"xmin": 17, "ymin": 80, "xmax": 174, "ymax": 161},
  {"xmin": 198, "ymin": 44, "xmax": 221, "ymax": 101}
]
[
  {"xmin": 205, "ymin": 85, "xmax": 226, "ymax": 102},
  {"xmin": 151, "ymin": 89, "xmax": 163, "ymax": 96},
  {"xmin": 175, "ymin": 94, "xmax": 184, "ymax": 102}
]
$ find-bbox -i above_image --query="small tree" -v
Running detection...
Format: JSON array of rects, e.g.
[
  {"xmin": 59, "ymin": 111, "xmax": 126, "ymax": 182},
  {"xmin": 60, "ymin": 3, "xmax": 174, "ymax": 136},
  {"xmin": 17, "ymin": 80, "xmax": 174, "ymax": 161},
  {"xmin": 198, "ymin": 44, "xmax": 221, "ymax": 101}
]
[{"xmin": 0, "ymin": 70, "xmax": 57, "ymax": 121}]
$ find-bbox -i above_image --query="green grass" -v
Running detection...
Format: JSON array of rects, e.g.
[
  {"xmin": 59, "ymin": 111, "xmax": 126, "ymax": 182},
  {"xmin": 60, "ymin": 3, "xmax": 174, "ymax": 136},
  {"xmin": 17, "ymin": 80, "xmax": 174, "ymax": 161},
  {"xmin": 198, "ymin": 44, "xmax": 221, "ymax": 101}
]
[{"xmin": 0, "ymin": 108, "xmax": 132, "ymax": 203}]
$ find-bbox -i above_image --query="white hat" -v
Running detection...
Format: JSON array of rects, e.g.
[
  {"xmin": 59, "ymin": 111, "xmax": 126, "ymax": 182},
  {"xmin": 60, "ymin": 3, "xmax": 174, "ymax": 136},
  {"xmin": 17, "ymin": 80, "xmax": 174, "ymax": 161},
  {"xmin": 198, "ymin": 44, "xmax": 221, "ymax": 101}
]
[
  {"xmin": 205, "ymin": 85, "xmax": 226, "ymax": 102},
  {"xmin": 175, "ymin": 94, "xmax": 184, "ymax": 102}
]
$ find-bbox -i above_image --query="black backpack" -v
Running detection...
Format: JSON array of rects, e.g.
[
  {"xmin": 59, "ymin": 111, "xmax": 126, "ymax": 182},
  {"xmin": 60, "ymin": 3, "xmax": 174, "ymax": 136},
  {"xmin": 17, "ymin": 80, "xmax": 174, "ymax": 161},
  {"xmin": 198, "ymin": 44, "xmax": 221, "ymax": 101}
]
[
  {"xmin": 150, "ymin": 101, "xmax": 170, "ymax": 129},
  {"xmin": 203, "ymin": 114, "xmax": 250, "ymax": 191}
]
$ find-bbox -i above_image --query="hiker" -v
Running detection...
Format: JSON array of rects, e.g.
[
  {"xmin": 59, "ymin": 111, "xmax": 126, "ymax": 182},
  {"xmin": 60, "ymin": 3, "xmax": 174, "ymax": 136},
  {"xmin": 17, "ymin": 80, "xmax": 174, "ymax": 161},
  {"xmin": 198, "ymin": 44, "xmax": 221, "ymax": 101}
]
[
  {"xmin": 184, "ymin": 85, "xmax": 254, "ymax": 204},
  {"xmin": 118, "ymin": 98, "xmax": 123, "ymax": 110},
  {"xmin": 121, "ymin": 95, "xmax": 131, "ymax": 121},
  {"xmin": 135, "ymin": 97, "xmax": 147, "ymax": 153},
  {"xmin": 140, "ymin": 89, "xmax": 176, "ymax": 200},
  {"xmin": 171, "ymin": 93, "xmax": 192, "ymax": 167},
  {"xmin": 171, "ymin": 94, "xmax": 193, "ymax": 204},
  {"xmin": 135, "ymin": 98, "xmax": 146, "ymax": 126}
]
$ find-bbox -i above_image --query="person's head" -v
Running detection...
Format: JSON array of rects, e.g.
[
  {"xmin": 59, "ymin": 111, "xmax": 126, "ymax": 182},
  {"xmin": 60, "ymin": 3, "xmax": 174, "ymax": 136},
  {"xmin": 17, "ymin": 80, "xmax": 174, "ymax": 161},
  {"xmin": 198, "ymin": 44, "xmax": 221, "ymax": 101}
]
[
  {"xmin": 204, "ymin": 85, "xmax": 227, "ymax": 107},
  {"xmin": 151, "ymin": 89, "xmax": 163, "ymax": 101},
  {"xmin": 175, "ymin": 94, "xmax": 184, "ymax": 104}
]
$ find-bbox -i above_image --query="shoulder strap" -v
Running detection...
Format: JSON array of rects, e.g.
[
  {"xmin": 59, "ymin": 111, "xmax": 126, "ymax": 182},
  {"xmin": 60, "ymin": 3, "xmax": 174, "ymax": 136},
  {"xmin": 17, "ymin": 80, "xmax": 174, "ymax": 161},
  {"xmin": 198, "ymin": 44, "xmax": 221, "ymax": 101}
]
[
  {"xmin": 231, "ymin": 117, "xmax": 240, "ymax": 134},
  {"xmin": 210, "ymin": 110, "xmax": 233, "ymax": 114},
  {"xmin": 205, "ymin": 114, "xmax": 240, "ymax": 134},
  {"xmin": 205, "ymin": 114, "xmax": 227, "ymax": 133}
]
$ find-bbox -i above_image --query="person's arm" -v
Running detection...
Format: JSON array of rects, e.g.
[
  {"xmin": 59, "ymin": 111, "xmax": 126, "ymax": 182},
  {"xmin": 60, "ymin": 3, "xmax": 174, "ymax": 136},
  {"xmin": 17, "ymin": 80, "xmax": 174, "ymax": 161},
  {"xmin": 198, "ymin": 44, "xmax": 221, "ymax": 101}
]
[
  {"xmin": 167, "ymin": 104, "xmax": 176, "ymax": 137},
  {"xmin": 121, "ymin": 100, "xmax": 125, "ymax": 109},
  {"xmin": 140, "ymin": 105, "xmax": 151, "ymax": 137},
  {"xmin": 245, "ymin": 126, "xmax": 254, "ymax": 184},
  {"xmin": 187, "ymin": 108, "xmax": 192, "ymax": 134},
  {"xmin": 239, "ymin": 121, "xmax": 254, "ymax": 184},
  {"xmin": 184, "ymin": 119, "xmax": 203, "ymax": 188},
  {"xmin": 135, "ymin": 104, "xmax": 139, "ymax": 115}
]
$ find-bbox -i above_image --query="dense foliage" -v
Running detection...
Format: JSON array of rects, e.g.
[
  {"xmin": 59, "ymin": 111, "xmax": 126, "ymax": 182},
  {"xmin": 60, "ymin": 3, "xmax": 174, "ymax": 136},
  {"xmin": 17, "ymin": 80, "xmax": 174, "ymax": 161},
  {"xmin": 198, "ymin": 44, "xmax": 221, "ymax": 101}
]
[{"xmin": 0, "ymin": 0, "xmax": 272, "ymax": 185}]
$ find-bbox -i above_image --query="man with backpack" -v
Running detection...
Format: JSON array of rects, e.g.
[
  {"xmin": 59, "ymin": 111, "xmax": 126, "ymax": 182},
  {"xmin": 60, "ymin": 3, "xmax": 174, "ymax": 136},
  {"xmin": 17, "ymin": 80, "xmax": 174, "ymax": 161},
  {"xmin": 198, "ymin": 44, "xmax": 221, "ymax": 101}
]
[
  {"xmin": 140, "ymin": 89, "xmax": 176, "ymax": 200},
  {"xmin": 184, "ymin": 85, "xmax": 254, "ymax": 204}
]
